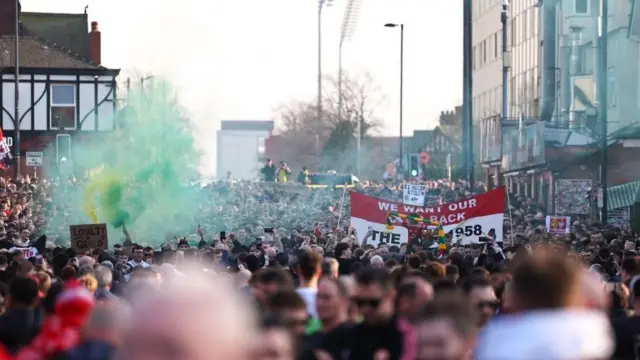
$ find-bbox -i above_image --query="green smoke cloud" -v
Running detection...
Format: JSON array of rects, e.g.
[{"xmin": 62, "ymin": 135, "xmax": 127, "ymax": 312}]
[{"xmin": 47, "ymin": 79, "xmax": 202, "ymax": 245}]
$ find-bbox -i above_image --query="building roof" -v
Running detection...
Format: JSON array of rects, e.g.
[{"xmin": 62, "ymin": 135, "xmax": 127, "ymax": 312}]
[
  {"xmin": 0, "ymin": 35, "xmax": 99, "ymax": 69},
  {"xmin": 20, "ymin": 11, "xmax": 90, "ymax": 59},
  {"xmin": 220, "ymin": 120, "xmax": 274, "ymax": 131}
]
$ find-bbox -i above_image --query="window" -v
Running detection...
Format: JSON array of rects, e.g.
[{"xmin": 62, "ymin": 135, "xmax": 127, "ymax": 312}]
[
  {"xmin": 575, "ymin": 0, "xmax": 589, "ymax": 15},
  {"xmin": 472, "ymin": 45, "xmax": 477, "ymax": 70},
  {"xmin": 494, "ymin": 32, "xmax": 498, "ymax": 58},
  {"xmin": 531, "ymin": 6, "xmax": 537, "ymax": 36},
  {"xmin": 50, "ymin": 84, "xmax": 76, "ymax": 129},
  {"xmin": 483, "ymin": 39, "xmax": 487, "ymax": 63},
  {"xmin": 487, "ymin": 36, "xmax": 493, "ymax": 62},
  {"xmin": 608, "ymin": 67, "xmax": 617, "ymax": 106},
  {"xmin": 523, "ymin": 9, "xmax": 528, "ymax": 40}
]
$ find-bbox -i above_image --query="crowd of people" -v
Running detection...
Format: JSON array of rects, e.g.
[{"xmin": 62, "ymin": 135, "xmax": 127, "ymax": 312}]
[{"xmin": 0, "ymin": 169, "xmax": 635, "ymax": 359}]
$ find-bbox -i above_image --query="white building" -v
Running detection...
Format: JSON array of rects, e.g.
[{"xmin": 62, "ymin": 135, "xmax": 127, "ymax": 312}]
[{"xmin": 216, "ymin": 120, "xmax": 273, "ymax": 180}]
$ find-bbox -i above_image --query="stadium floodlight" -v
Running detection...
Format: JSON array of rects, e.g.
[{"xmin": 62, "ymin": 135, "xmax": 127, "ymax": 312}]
[{"xmin": 338, "ymin": 0, "xmax": 363, "ymax": 174}]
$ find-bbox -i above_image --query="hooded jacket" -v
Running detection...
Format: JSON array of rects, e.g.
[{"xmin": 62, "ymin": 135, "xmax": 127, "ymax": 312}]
[{"xmin": 474, "ymin": 309, "xmax": 613, "ymax": 360}]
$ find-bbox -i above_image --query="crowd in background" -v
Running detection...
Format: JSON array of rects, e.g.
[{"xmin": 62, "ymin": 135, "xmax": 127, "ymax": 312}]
[{"xmin": 0, "ymin": 167, "xmax": 634, "ymax": 359}]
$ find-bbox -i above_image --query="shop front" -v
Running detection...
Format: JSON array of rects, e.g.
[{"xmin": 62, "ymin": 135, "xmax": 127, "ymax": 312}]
[{"xmin": 0, "ymin": 130, "xmax": 108, "ymax": 178}]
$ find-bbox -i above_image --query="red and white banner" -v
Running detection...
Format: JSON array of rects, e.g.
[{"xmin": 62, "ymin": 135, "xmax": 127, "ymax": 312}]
[{"xmin": 350, "ymin": 187, "xmax": 505, "ymax": 245}]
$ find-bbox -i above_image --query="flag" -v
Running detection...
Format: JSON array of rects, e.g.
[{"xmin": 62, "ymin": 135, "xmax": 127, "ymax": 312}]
[{"xmin": 0, "ymin": 128, "xmax": 12, "ymax": 170}]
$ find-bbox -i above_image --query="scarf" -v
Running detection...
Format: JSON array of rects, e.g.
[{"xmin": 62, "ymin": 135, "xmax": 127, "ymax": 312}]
[{"xmin": 14, "ymin": 280, "xmax": 95, "ymax": 360}]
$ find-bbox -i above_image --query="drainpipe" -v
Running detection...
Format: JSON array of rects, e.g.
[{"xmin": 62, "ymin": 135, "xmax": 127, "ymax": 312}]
[
  {"xmin": 540, "ymin": 0, "xmax": 558, "ymax": 122},
  {"xmin": 569, "ymin": 27, "xmax": 584, "ymax": 130},
  {"xmin": 560, "ymin": 33, "xmax": 571, "ymax": 129}
]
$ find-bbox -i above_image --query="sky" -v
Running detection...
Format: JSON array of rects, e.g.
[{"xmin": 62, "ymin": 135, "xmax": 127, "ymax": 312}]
[{"xmin": 22, "ymin": 0, "xmax": 462, "ymax": 171}]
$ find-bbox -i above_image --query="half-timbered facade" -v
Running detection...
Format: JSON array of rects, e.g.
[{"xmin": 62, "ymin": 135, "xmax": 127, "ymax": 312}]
[{"xmin": 0, "ymin": 3, "xmax": 120, "ymax": 175}]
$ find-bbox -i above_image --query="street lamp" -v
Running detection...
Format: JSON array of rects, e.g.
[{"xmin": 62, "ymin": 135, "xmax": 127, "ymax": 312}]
[
  {"xmin": 598, "ymin": 0, "xmax": 609, "ymax": 224},
  {"xmin": 339, "ymin": 0, "xmax": 361, "ymax": 174},
  {"xmin": 384, "ymin": 23, "xmax": 404, "ymax": 179},
  {"xmin": 317, "ymin": 0, "xmax": 334, "ymax": 127}
]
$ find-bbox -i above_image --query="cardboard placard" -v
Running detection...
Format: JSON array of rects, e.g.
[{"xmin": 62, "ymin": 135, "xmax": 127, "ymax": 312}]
[{"xmin": 69, "ymin": 223, "xmax": 109, "ymax": 252}]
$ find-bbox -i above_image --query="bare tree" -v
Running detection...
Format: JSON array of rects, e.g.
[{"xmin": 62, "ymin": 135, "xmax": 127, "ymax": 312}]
[
  {"xmin": 322, "ymin": 71, "xmax": 385, "ymax": 134},
  {"xmin": 273, "ymin": 72, "xmax": 385, "ymax": 171}
]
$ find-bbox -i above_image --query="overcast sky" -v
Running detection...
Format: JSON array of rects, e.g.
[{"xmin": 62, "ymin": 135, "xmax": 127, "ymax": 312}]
[{"xmin": 22, "ymin": 0, "xmax": 462, "ymax": 172}]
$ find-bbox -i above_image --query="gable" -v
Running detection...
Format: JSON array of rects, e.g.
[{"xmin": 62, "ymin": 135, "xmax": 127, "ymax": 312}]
[{"xmin": 422, "ymin": 127, "xmax": 461, "ymax": 153}]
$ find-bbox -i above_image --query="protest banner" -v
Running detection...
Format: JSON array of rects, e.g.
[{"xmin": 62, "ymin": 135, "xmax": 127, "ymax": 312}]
[
  {"xmin": 545, "ymin": 215, "xmax": 571, "ymax": 234},
  {"xmin": 69, "ymin": 223, "xmax": 109, "ymax": 252},
  {"xmin": 350, "ymin": 187, "xmax": 505, "ymax": 245},
  {"xmin": 403, "ymin": 183, "xmax": 426, "ymax": 206},
  {"xmin": 9, "ymin": 247, "xmax": 38, "ymax": 258}
]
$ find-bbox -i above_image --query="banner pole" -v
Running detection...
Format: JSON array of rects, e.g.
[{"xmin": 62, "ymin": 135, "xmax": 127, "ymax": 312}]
[
  {"xmin": 505, "ymin": 178, "xmax": 515, "ymax": 247},
  {"xmin": 336, "ymin": 183, "xmax": 348, "ymax": 231}
]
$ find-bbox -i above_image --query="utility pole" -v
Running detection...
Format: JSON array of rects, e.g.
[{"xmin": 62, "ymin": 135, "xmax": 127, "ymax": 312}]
[
  {"xmin": 13, "ymin": 0, "xmax": 20, "ymax": 179},
  {"xmin": 339, "ymin": 0, "xmax": 361, "ymax": 174},
  {"xmin": 384, "ymin": 23, "xmax": 404, "ymax": 179},
  {"xmin": 399, "ymin": 24, "xmax": 404, "ymax": 179},
  {"xmin": 599, "ymin": 0, "xmax": 608, "ymax": 224},
  {"xmin": 501, "ymin": 0, "xmax": 510, "ymax": 156},
  {"xmin": 462, "ymin": 0, "xmax": 474, "ymax": 188},
  {"xmin": 318, "ymin": 0, "xmax": 332, "ymax": 128}
]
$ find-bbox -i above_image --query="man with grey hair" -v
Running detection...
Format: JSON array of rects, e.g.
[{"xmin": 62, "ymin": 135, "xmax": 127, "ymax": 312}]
[
  {"xmin": 370, "ymin": 255, "xmax": 384, "ymax": 269},
  {"xmin": 79, "ymin": 255, "xmax": 95, "ymax": 269},
  {"xmin": 63, "ymin": 301, "xmax": 131, "ymax": 360},
  {"xmin": 322, "ymin": 258, "xmax": 339, "ymax": 279},
  {"xmin": 94, "ymin": 265, "xmax": 116, "ymax": 301}
]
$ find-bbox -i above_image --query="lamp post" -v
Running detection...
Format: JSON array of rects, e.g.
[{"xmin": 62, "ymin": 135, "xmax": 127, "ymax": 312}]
[
  {"xmin": 340, "ymin": 0, "xmax": 361, "ymax": 174},
  {"xmin": 384, "ymin": 23, "xmax": 404, "ymax": 179},
  {"xmin": 598, "ymin": 0, "xmax": 608, "ymax": 224},
  {"xmin": 501, "ymin": 0, "xmax": 509, "ymax": 146},
  {"xmin": 318, "ymin": 0, "xmax": 333, "ymax": 127},
  {"xmin": 462, "ymin": 0, "xmax": 474, "ymax": 188}
]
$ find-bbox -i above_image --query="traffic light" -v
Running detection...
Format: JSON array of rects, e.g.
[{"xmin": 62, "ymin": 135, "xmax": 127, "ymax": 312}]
[{"xmin": 409, "ymin": 153, "xmax": 419, "ymax": 177}]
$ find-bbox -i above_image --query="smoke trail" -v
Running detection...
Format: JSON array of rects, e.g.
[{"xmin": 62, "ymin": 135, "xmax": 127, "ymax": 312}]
[{"xmin": 48, "ymin": 80, "xmax": 202, "ymax": 245}]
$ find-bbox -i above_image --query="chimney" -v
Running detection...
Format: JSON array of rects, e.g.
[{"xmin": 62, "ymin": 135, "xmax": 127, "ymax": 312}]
[
  {"xmin": 0, "ymin": 0, "xmax": 20, "ymax": 36},
  {"xmin": 88, "ymin": 21, "xmax": 101, "ymax": 65}
]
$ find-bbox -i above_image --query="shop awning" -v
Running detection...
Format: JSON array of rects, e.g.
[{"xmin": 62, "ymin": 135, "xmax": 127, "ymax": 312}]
[{"xmin": 607, "ymin": 181, "xmax": 640, "ymax": 211}]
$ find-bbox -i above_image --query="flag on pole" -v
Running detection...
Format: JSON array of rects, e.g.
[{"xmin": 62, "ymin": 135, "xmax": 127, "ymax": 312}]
[{"xmin": 0, "ymin": 128, "xmax": 12, "ymax": 169}]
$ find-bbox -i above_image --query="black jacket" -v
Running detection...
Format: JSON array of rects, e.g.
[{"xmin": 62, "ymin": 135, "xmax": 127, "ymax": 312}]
[
  {"xmin": 0, "ymin": 308, "xmax": 42, "ymax": 354},
  {"xmin": 320, "ymin": 318, "xmax": 403, "ymax": 360}
]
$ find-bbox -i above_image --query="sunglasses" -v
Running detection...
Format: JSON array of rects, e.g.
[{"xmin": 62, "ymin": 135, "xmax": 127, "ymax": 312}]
[{"xmin": 352, "ymin": 297, "xmax": 382, "ymax": 309}]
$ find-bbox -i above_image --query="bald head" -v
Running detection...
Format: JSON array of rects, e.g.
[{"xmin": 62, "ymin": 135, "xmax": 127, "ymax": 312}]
[{"xmin": 122, "ymin": 273, "xmax": 257, "ymax": 360}]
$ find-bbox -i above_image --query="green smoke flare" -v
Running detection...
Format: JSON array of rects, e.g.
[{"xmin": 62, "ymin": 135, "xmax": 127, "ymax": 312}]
[{"xmin": 46, "ymin": 79, "xmax": 202, "ymax": 245}]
